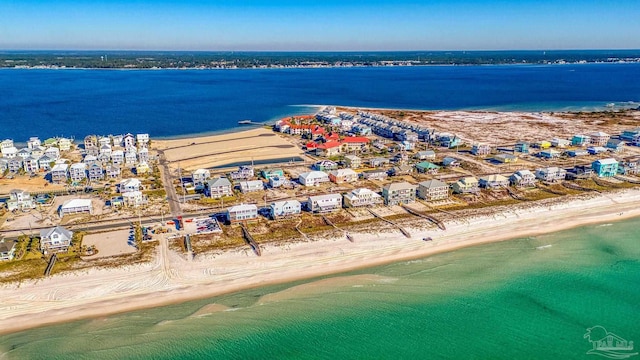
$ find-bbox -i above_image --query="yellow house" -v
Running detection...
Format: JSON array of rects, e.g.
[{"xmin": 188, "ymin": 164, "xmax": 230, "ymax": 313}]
[
  {"xmin": 136, "ymin": 162, "xmax": 150, "ymax": 175},
  {"xmin": 494, "ymin": 154, "xmax": 518, "ymax": 163},
  {"xmin": 537, "ymin": 141, "xmax": 552, "ymax": 149}
]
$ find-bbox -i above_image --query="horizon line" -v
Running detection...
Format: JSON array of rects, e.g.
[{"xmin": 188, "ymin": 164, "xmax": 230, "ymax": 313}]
[{"xmin": 1, "ymin": 48, "xmax": 640, "ymax": 53}]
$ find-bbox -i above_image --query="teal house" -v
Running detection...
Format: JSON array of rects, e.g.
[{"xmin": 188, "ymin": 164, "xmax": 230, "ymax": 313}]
[
  {"xmin": 260, "ymin": 168, "xmax": 284, "ymax": 180},
  {"xmin": 415, "ymin": 161, "xmax": 440, "ymax": 174},
  {"xmin": 572, "ymin": 134, "xmax": 590, "ymax": 146},
  {"xmin": 514, "ymin": 141, "xmax": 529, "ymax": 153},
  {"xmin": 592, "ymin": 158, "xmax": 619, "ymax": 177}
]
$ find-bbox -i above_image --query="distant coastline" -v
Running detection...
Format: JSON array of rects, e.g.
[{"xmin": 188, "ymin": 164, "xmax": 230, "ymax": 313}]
[{"xmin": 2, "ymin": 49, "xmax": 640, "ymax": 70}]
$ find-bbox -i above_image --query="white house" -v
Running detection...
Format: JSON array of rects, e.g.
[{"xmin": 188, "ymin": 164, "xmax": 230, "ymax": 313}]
[
  {"xmin": 120, "ymin": 178, "xmax": 141, "ymax": 193},
  {"xmin": 69, "ymin": 163, "xmax": 87, "ymax": 182},
  {"xmin": 57, "ymin": 138, "xmax": 72, "ymax": 151},
  {"xmin": 0, "ymin": 139, "xmax": 14, "ymax": 155},
  {"xmin": 0, "ymin": 240, "xmax": 16, "ymax": 261},
  {"xmin": 192, "ymin": 168, "xmax": 211, "ymax": 187},
  {"xmin": 27, "ymin": 136, "xmax": 41, "ymax": 149},
  {"xmin": 343, "ymin": 188, "xmax": 383, "ymax": 207},
  {"xmin": 299, "ymin": 171, "xmax": 330, "ymax": 186},
  {"xmin": 7, "ymin": 189, "xmax": 36, "ymax": 211},
  {"xmin": 535, "ymin": 167, "xmax": 567, "ymax": 182},
  {"xmin": 270, "ymin": 200, "xmax": 302, "ymax": 219},
  {"xmin": 136, "ymin": 133, "xmax": 150, "ymax": 147},
  {"xmin": 44, "ymin": 147, "xmax": 60, "ymax": 160},
  {"xmin": 510, "ymin": 170, "xmax": 537, "ymax": 187},
  {"xmin": 125, "ymin": 150, "xmax": 137, "ymax": 165},
  {"xmin": 40, "ymin": 226, "xmax": 73, "ymax": 253},
  {"xmin": 50, "ymin": 163, "xmax": 69, "ymax": 183},
  {"xmin": 59, "ymin": 199, "xmax": 93, "ymax": 217},
  {"xmin": 2, "ymin": 146, "xmax": 17, "ymax": 159},
  {"xmin": 122, "ymin": 190, "xmax": 145, "ymax": 207},
  {"xmin": 239, "ymin": 180, "xmax": 264, "ymax": 193},
  {"xmin": 206, "ymin": 177, "xmax": 233, "ymax": 198},
  {"xmin": 111, "ymin": 150, "xmax": 125, "ymax": 165},
  {"xmin": 417, "ymin": 179, "xmax": 449, "ymax": 201},
  {"xmin": 307, "ymin": 193, "xmax": 342, "ymax": 213},
  {"xmin": 226, "ymin": 204, "xmax": 258, "ymax": 223}
]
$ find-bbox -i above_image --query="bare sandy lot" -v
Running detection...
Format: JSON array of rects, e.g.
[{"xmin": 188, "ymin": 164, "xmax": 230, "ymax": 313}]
[
  {"xmin": 154, "ymin": 128, "xmax": 305, "ymax": 172},
  {"xmin": 83, "ymin": 229, "xmax": 137, "ymax": 259},
  {"xmin": 0, "ymin": 176, "xmax": 65, "ymax": 195}
]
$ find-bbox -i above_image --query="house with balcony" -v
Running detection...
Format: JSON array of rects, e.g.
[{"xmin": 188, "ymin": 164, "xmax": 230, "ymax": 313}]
[
  {"xmin": 136, "ymin": 133, "xmax": 150, "ymax": 148},
  {"xmin": 59, "ymin": 199, "xmax": 93, "ymax": 217},
  {"xmin": 58, "ymin": 138, "xmax": 72, "ymax": 151},
  {"xmin": 479, "ymin": 174, "xmax": 510, "ymax": 189},
  {"xmin": 226, "ymin": 204, "xmax": 259, "ymax": 223},
  {"xmin": 69, "ymin": 163, "xmax": 87, "ymax": 183},
  {"xmin": 261, "ymin": 168, "xmax": 284, "ymax": 180},
  {"xmin": 382, "ymin": 182, "xmax": 417, "ymax": 206},
  {"xmin": 106, "ymin": 165, "xmax": 121, "ymax": 179},
  {"xmin": 307, "ymin": 193, "xmax": 343, "ymax": 213},
  {"xmin": 509, "ymin": 170, "xmax": 536, "ymax": 187},
  {"xmin": 329, "ymin": 168, "xmax": 358, "ymax": 184},
  {"xmin": 270, "ymin": 200, "xmax": 302, "ymax": 219},
  {"xmin": 415, "ymin": 161, "xmax": 440, "ymax": 174},
  {"xmin": 362, "ymin": 169, "xmax": 388, "ymax": 180},
  {"xmin": 572, "ymin": 134, "xmax": 591, "ymax": 147},
  {"xmin": 369, "ymin": 157, "xmax": 390, "ymax": 168},
  {"xmin": 618, "ymin": 157, "xmax": 640, "ymax": 175},
  {"xmin": 340, "ymin": 136, "xmax": 370, "ymax": 153},
  {"xmin": 343, "ymin": 188, "xmax": 383, "ymax": 207},
  {"xmin": 120, "ymin": 178, "xmax": 141, "ymax": 193},
  {"xmin": 344, "ymin": 154, "xmax": 362, "ymax": 169},
  {"xmin": 111, "ymin": 150, "xmax": 125, "ymax": 165},
  {"xmin": 23, "ymin": 156, "xmax": 39, "ymax": 173},
  {"xmin": 494, "ymin": 154, "xmax": 518, "ymax": 163},
  {"xmin": 192, "ymin": 168, "xmax": 211, "ymax": 187},
  {"xmin": 125, "ymin": 150, "xmax": 137, "ymax": 165},
  {"xmin": 87, "ymin": 164, "xmax": 104, "ymax": 182},
  {"xmin": 592, "ymin": 158, "xmax": 619, "ymax": 177},
  {"xmin": 7, "ymin": 189, "xmax": 36, "ymax": 211},
  {"xmin": 514, "ymin": 141, "xmax": 529, "ymax": 153},
  {"xmin": 471, "ymin": 143, "xmax": 491, "ymax": 156},
  {"xmin": 40, "ymin": 226, "xmax": 73, "ymax": 254},
  {"xmin": 534, "ymin": 167, "xmax": 567, "ymax": 182},
  {"xmin": 566, "ymin": 165, "xmax": 593, "ymax": 180},
  {"xmin": 205, "ymin": 177, "xmax": 233, "ymax": 198},
  {"xmin": 414, "ymin": 150, "xmax": 436, "ymax": 160},
  {"xmin": 50, "ymin": 163, "xmax": 69, "ymax": 183},
  {"xmin": 417, "ymin": 179, "xmax": 449, "ymax": 201},
  {"xmin": 589, "ymin": 132, "xmax": 610, "ymax": 146},
  {"xmin": 122, "ymin": 190, "xmax": 145, "ymax": 207},
  {"xmin": 451, "ymin": 177, "xmax": 480, "ymax": 194},
  {"xmin": 606, "ymin": 139, "xmax": 625, "ymax": 153},
  {"xmin": 123, "ymin": 133, "xmax": 135, "ymax": 149},
  {"xmin": 230, "ymin": 165, "xmax": 254, "ymax": 180},
  {"xmin": 44, "ymin": 147, "xmax": 60, "ymax": 160},
  {"xmin": 0, "ymin": 240, "xmax": 17, "ymax": 261}
]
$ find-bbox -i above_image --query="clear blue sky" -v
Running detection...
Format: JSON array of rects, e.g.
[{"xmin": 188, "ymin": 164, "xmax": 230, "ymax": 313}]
[{"xmin": 1, "ymin": 0, "xmax": 639, "ymax": 51}]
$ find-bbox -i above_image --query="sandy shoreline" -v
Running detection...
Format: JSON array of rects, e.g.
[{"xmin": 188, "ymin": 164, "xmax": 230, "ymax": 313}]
[{"xmin": 2, "ymin": 188, "xmax": 640, "ymax": 335}]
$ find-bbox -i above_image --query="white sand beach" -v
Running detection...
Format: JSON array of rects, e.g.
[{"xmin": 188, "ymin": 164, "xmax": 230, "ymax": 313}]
[{"xmin": 1, "ymin": 189, "xmax": 640, "ymax": 335}]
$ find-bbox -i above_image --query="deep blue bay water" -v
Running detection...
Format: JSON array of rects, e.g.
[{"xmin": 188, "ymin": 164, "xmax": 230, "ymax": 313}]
[{"xmin": 1, "ymin": 63, "xmax": 640, "ymax": 141}]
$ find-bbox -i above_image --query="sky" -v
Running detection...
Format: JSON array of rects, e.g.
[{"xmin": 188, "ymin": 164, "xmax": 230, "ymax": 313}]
[{"xmin": 0, "ymin": 0, "xmax": 639, "ymax": 51}]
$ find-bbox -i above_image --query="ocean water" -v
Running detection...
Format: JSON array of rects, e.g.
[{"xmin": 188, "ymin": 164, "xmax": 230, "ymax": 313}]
[
  {"xmin": 1, "ymin": 63, "xmax": 640, "ymax": 141},
  {"xmin": 2, "ymin": 218, "xmax": 639, "ymax": 359}
]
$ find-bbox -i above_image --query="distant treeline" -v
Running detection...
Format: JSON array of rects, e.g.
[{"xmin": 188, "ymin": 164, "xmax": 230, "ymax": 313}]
[{"xmin": 1, "ymin": 50, "xmax": 639, "ymax": 69}]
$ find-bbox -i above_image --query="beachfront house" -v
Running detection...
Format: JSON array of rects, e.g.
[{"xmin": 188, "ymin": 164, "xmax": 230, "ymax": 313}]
[
  {"xmin": 566, "ymin": 165, "xmax": 593, "ymax": 180},
  {"xmin": 620, "ymin": 128, "xmax": 640, "ymax": 142},
  {"xmin": 261, "ymin": 168, "xmax": 284, "ymax": 180},
  {"xmin": 417, "ymin": 179, "xmax": 449, "ymax": 201},
  {"xmin": 58, "ymin": 138, "xmax": 72, "ymax": 151},
  {"xmin": 307, "ymin": 193, "xmax": 343, "ymax": 213},
  {"xmin": 606, "ymin": 139, "xmax": 625, "ymax": 153},
  {"xmin": 69, "ymin": 163, "xmax": 87, "ymax": 183},
  {"xmin": 270, "ymin": 200, "xmax": 302, "ymax": 219},
  {"xmin": 239, "ymin": 180, "xmax": 264, "ymax": 193},
  {"xmin": 7, "ymin": 189, "xmax": 36, "ymax": 212},
  {"xmin": 414, "ymin": 150, "xmax": 436, "ymax": 161},
  {"xmin": 510, "ymin": 170, "xmax": 536, "ymax": 187},
  {"xmin": 592, "ymin": 158, "xmax": 619, "ymax": 177},
  {"xmin": 84, "ymin": 135, "xmax": 98, "ymax": 149},
  {"xmin": 329, "ymin": 169, "xmax": 358, "ymax": 184},
  {"xmin": 2, "ymin": 146, "xmax": 17, "ymax": 159},
  {"xmin": 230, "ymin": 165, "xmax": 254, "ymax": 180},
  {"xmin": 0, "ymin": 240, "xmax": 16, "ymax": 261},
  {"xmin": 494, "ymin": 154, "xmax": 518, "ymax": 163},
  {"xmin": 123, "ymin": 133, "xmax": 135, "ymax": 149},
  {"xmin": 344, "ymin": 155, "xmax": 362, "ymax": 169},
  {"xmin": 40, "ymin": 226, "xmax": 73, "ymax": 254},
  {"xmin": 192, "ymin": 169, "xmax": 211, "ymax": 187},
  {"xmin": 50, "ymin": 163, "xmax": 69, "ymax": 183},
  {"xmin": 479, "ymin": 174, "xmax": 510, "ymax": 189},
  {"xmin": 534, "ymin": 167, "xmax": 567, "ymax": 182},
  {"xmin": 382, "ymin": 182, "xmax": 417, "ymax": 206},
  {"xmin": 299, "ymin": 171, "xmax": 330, "ymax": 186},
  {"xmin": 59, "ymin": 199, "xmax": 93, "ymax": 218},
  {"xmin": 451, "ymin": 177, "xmax": 479, "ymax": 194},
  {"xmin": 415, "ymin": 161, "xmax": 440, "ymax": 174},
  {"xmin": 27, "ymin": 137, "xmax": 41, "ymax": 149},
  {"xmin": 572, "ymin": 134, "xmax": 591, "ymax": 147},
  {"xmin": 362, "ymin": 169, "xmax": 388, "ymax": 181},
  {"xmin": 471, "ymin": 143, "xmax": 491, "ymax": 155},
  {"xmin": 136, "ymin": 133, "xmax": 150, "ymax": 148},
  {"xmin": 0, "ymin": 139, "xmax": 14, "ymax": 155},
  {"xmin": 98, "ymin": 136, "xmax": 111, "ymax": 147},
  {"xmin": 589, "ymin": 132, "xmax": 610, "ymax": 146},
  {"xmin": 514, "ymin": 141, "xmax": 529, "ymax": 153},
  {"xmin": 205, "ymin": 177, "xmax": 233, "ymax": 198},
  {"xmin": 226, "ymin": 204, "xmax": 259, "ymax": 223},
  {"xmin": 343, "ymin": 188, "xmax": 383, "ymax": 207}
]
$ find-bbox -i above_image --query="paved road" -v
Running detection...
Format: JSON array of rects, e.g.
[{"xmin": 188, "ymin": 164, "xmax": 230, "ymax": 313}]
[{"xmin": 156, "ymin": 149, "xmax": 182, "ymax": 219}]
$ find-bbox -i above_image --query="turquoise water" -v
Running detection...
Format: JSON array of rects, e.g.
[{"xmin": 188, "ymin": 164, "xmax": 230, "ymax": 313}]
[{"xmin": 1, "ymin": 219, "xmax": 639, "ymax": 359}]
